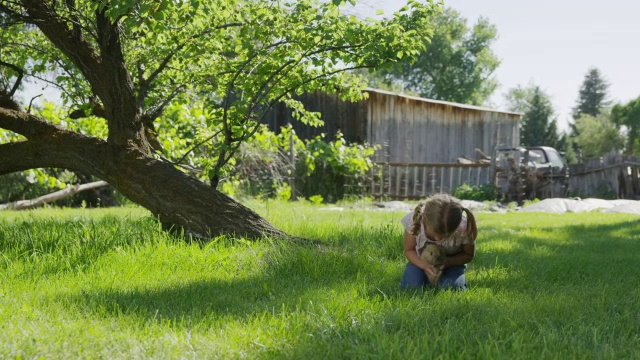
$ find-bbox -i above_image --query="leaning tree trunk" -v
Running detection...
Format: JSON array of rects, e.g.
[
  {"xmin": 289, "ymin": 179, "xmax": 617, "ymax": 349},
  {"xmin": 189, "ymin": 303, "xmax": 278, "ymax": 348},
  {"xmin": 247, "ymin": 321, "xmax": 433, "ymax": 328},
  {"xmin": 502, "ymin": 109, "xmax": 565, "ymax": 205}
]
[{"xmin": 0, "ymin": 108, "xmax": 292, "ymax": 241}]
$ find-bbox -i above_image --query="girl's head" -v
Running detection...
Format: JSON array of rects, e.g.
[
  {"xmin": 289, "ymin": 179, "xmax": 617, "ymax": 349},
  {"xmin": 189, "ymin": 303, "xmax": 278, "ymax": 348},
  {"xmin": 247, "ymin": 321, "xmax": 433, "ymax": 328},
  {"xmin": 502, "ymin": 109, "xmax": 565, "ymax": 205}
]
[{"xmin": 410, "ymin": 194, "xmax": 478, "ymax": 242}]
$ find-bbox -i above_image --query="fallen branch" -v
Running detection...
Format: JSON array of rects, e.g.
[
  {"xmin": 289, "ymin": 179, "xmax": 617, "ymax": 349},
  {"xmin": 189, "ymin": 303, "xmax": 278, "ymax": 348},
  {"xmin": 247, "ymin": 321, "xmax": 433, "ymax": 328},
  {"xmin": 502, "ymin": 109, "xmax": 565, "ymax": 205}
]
[{"xmin": 0, "ymin": 180, "xmax": 109, "ymax": 210}]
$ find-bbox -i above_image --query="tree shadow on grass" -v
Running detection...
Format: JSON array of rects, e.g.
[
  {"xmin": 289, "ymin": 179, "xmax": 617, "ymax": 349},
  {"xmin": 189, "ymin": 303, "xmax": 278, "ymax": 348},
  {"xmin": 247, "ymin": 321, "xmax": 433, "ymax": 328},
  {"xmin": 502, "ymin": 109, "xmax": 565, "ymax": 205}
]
[{"xmin": 58, "ymin": 240, "xmax": 402, "ymax": 324}]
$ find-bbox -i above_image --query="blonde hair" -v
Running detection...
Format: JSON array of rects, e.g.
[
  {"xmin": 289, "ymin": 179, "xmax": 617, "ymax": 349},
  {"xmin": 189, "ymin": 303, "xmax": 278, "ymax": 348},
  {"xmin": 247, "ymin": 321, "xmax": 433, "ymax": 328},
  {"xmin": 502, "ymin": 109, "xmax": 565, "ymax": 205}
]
[{"xmin": 410, "ymin": 194, "xmax": 478, "ymax": 242}]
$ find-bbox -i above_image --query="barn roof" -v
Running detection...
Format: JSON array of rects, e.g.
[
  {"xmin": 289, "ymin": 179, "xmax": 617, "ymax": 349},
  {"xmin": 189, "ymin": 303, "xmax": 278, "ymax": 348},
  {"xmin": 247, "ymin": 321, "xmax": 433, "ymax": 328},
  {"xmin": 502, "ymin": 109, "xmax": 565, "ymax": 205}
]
[{"xmin": 364, "ymin": 88, "xmax": 523, "ymax": 117}]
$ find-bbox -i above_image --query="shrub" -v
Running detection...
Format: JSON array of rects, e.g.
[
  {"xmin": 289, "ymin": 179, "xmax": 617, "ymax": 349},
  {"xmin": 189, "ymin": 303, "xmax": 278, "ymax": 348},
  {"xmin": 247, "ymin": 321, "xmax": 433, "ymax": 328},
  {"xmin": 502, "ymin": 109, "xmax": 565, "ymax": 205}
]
[
  {"xmin": 453, "ymin": 183, "xmax": 498, "ymax": 202},
  {"xmin": 223, "ymin": 125, "xmax": 378, "ymax": 202}
]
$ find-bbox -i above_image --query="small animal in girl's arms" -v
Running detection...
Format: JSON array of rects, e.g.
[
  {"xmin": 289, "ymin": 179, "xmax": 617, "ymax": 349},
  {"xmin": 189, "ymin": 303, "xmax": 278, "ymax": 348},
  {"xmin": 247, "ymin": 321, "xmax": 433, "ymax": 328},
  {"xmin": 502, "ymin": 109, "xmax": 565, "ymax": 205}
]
[{"xmin": 419, "ymin": 244, "xmax": 446, "ymax": 287}]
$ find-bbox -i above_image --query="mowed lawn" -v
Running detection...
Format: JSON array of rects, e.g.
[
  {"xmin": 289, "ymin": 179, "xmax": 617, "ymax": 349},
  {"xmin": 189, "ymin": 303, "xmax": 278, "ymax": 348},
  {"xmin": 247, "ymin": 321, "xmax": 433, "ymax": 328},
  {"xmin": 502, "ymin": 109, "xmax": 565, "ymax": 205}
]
[{"xmin": 1, "ymin": 202, "xmax": 639, "ymax": 359}]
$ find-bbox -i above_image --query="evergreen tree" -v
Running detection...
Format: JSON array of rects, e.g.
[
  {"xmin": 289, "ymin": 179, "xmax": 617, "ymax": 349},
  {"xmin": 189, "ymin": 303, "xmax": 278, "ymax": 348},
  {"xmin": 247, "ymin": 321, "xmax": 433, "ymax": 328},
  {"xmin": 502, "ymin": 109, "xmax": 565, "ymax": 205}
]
[
  {"xmin": 544, "ymin": 119, "xmax": 560, "ymax": 148},
  {"xmin": 570, "ymin": 68, "xmax": 610, "ymax": 135},
  {"xmin": 557, "ymin": 134, "xmax": 578, "ymax": 164},
  {"xmin": 507, "ymin": 85, "xmax": 560, "ymax": 147}
]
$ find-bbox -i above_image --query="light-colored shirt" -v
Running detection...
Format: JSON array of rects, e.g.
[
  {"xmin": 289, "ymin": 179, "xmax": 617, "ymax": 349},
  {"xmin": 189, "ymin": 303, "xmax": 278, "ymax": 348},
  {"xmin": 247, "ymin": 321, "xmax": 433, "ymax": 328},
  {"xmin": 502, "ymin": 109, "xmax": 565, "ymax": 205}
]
[{"xmin": 401, "ymin": 212, "xmax": 470, "ymax": 255}]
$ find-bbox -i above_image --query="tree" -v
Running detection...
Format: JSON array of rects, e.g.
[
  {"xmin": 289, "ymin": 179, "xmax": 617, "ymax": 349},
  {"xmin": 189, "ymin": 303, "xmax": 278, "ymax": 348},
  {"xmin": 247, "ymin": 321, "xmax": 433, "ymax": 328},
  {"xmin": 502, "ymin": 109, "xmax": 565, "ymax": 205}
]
[
  {"xmin": 363, "ymin": 7, "xmax": 500, "ymax": 105},
  {"xmin": 0, "ymin": 0, "xmax": 435, "ymax": 240},
  {"xmin": 573, "ymin": 111, "xmax": 624, "ymax": 158},
  {"xmin": 572, "ymin": 67, "xmax": 610, "ymax": 120},
  {"xmin": 612, "ymin": 97, "xmax": 640, "ymax": 155},
  {"xmin": 505, "ymin": 84, "xmax": 560, "ymax": 148}
]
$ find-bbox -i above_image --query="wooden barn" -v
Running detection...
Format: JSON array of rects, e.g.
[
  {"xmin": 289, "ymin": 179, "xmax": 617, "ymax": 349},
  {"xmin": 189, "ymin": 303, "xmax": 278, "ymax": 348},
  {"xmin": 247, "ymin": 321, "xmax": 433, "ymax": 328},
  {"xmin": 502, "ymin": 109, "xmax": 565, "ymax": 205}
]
[
  {"xmin": 265, "ymin": 88, "xmax": 521, "ymax": 164},
  {"xmin": 264, "ymin": 89, "xmax": 521, "ymax": 198}
]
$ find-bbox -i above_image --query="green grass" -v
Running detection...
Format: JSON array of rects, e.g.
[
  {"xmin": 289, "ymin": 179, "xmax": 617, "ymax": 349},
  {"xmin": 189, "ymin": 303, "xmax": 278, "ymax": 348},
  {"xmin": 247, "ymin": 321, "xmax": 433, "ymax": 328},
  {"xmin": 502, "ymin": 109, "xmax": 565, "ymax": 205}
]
[{"xmin": 1, "ymin": 202, "xmax": 639, "ymax": 359}]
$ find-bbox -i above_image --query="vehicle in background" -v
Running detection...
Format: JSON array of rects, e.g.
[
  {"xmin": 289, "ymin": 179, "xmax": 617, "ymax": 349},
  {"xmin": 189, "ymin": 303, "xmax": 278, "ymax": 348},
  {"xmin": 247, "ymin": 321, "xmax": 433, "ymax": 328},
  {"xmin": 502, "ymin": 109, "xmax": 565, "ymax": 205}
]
[{"xmin": 494, "ymin": 146, "xmax": 569, "ymax": 203}]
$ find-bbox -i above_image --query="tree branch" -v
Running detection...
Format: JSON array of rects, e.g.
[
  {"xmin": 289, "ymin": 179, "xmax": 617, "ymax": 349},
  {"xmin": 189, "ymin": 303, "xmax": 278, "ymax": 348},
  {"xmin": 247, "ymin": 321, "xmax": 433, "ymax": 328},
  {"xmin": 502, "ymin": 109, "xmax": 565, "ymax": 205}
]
[
  {"xmin": 137, "ymin": 22, "xmax": 244, "ymax": 109},
  {"xmin": 0, "ymin": 107, "xmax": 64, "ymax": 139},
  {"xmin": 20, "ymin": 1, "xmax": 102, "ymax": 89},
  {"xmin": 143, "ymin": 85, "xmax": 184, "ymax": 123},
  {"xmin": 175, "ymin": 128, "xmax": 224, "ymax": 165},
  {"xmin": 27, "ymin": 93, "xmax": 42, "ymax": 113},
  {"xmin": 0, "ymin": 60, "xmax": 24, "ymax": 97},
  {"xmin": 0, "ymin": 180, "xmax": 109, "ymax": 210},
  {"xmin": 3, "ymin": 41, "xmax": 87, "ymax": 97},
  {"xmin": 68, "ymin": 102, "xmax": 108, "ymax": 119}
]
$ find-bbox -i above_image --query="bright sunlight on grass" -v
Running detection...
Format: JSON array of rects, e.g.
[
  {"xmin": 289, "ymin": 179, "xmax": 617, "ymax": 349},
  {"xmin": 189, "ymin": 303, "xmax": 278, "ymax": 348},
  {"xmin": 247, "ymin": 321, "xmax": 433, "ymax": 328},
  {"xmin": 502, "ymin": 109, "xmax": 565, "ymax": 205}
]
[{"xmin": 1, "ymin": 203, "xmax": 639, "ymax": 359}]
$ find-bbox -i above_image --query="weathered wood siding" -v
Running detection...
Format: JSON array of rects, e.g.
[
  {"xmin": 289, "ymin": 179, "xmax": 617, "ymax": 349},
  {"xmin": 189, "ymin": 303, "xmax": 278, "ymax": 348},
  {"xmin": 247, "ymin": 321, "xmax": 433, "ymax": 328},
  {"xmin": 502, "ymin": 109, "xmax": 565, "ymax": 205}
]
[
  {"xmin": 264, "ymin": 91, "xmax": 368, "ymax": 143},
  {"xmin": 265, "ymin": 89, "xmax": 520, "ymax": 164},
  {"xmin": 370, "ymin": 162, "xmax": 492, "ymax": 199},
  {"xmin": 367, "ymin": 90, "xmax": 520, "ymax": 163}
]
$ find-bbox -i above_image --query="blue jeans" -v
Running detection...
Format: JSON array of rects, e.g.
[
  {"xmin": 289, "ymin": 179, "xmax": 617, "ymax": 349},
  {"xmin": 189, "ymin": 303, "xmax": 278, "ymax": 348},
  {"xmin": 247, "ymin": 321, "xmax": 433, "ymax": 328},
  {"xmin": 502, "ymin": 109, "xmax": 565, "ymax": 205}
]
[{"xmin": 400, "ymin": 262, "xmax": 467, "ymax": 290}]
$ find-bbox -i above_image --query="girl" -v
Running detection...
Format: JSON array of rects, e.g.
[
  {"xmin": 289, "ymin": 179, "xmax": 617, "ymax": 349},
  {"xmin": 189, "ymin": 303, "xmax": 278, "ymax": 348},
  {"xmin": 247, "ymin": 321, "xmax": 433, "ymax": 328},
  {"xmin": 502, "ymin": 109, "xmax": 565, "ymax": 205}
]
[{"xmin": 400, "ymin": 194, "xmax": 478, "ymax": 290}]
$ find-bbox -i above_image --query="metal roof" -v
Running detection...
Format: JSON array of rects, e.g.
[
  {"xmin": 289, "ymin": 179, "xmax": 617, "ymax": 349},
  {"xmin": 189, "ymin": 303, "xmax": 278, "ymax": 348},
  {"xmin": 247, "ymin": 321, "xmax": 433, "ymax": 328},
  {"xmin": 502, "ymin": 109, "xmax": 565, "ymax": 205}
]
[{"xmin": 364, "ymin": 88, "xmax": 523, "ymax": 117}]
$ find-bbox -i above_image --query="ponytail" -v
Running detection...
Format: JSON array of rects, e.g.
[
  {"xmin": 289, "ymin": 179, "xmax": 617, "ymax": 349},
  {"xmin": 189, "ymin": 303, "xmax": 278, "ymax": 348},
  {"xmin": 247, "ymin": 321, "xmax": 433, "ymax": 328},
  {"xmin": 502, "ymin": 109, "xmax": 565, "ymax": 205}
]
[
  {"xmin": 463, "ymin": 208, "xmax": 478, "ymax": 242},
  {"xmin": 410, "ymin": 203, "xmax": 423, "ymax": 236}
]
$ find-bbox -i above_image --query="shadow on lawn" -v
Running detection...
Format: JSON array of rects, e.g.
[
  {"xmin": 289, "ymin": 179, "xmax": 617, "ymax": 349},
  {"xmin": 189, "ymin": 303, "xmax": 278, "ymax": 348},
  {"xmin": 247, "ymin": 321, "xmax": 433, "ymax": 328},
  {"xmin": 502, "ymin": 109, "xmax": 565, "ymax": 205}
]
[
  {"xmin": 61, "ymin": 241, "xmax": 401, "ymax": 323},
  {"xmin": 57, "ymin": 214, "xmax": 640, "ymax": 327},
  {"xmin": 471, "ymin": 218, "xmax": 640, "ymax": 292}
]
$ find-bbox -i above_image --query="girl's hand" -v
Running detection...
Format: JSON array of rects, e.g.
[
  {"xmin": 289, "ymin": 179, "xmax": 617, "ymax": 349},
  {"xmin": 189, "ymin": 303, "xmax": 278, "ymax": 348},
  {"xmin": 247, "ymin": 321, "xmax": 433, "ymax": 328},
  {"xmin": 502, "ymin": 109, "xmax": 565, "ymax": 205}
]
[
  {"xmin": 422, "ymin": 263, "xmax": 442, "ymax": 278},
  {"xmin": 423, "ymin": 263, "xmax": 443, "ymax": 287}
]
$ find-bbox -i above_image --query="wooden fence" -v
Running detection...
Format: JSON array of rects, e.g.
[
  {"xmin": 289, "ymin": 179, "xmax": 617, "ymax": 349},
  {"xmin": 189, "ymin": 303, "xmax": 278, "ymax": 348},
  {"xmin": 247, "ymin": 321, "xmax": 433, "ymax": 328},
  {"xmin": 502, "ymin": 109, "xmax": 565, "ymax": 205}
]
[
  {"xmin": 367, "ymin": 162, "xmax": 491, "ymax": 200},
  {"xmin": 364, "ymin": 154, "xmax": 640, "ymax": 201},
  {"xmin": 568, "ymin": 154, "xmax": 640, "ymax": 199}
]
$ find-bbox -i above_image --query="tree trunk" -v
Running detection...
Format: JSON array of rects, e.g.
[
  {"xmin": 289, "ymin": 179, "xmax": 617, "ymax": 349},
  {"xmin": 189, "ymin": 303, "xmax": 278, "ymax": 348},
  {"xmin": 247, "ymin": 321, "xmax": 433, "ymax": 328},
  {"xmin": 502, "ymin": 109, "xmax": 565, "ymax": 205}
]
[{"xmin": 0, "ymin": 108, "xmax": 294, "ymax": 241}]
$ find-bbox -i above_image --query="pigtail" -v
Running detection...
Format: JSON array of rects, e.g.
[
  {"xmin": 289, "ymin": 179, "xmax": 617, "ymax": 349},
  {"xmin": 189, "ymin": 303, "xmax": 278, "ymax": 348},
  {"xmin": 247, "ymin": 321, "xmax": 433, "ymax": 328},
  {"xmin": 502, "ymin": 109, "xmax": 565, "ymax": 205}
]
[
  {"xmin": 463, "ymin": 208, "xmax": 478, "ymax": 242},
  {"xmin": 410, "ymin": 203, "xmax": 423, "ymax": 235}
]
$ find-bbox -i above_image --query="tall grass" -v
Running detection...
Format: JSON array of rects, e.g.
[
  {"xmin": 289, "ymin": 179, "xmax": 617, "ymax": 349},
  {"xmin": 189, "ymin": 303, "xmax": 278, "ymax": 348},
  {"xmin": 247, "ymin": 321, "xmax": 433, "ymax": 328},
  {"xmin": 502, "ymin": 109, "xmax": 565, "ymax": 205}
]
[{"xmin": 1, "ymin": 203, "xmax": 639, "ymax": 359}]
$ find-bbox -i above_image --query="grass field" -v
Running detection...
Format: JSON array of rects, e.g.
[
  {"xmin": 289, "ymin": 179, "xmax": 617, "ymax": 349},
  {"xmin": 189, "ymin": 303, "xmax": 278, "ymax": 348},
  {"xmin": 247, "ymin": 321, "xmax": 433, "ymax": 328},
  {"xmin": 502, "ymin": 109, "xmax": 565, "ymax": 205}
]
[{"xmin": 1, "ymin": 201, "xmax": 639, "ymax": 359}]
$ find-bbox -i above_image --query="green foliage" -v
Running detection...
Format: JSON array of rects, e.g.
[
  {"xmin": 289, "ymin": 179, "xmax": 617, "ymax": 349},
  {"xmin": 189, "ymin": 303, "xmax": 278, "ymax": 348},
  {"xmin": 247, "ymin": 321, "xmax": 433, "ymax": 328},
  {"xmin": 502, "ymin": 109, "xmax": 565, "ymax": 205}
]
[
  {"xmin": 226, "ymin": 125, "xmax": 378, "ymax": 202},
  {"xmin": 506, "ymin": 84, "xmax": 560, "ymax": 148},
  {"xmin": 2, "ymin": 207, "xmax": 640, "ymax": 358},
  {"xmin": 1, "ymin": 0, "xmax": 436, "ymax": 183},
  {"xmin": 363, "ymin": 7, "xmax": 500, "ymax": 105},
  {"xmin": 308, "ymin": 194, "xmax": 324, "ymax": 204},
  {"xmin": 574, "ymin": 110, "xmax": 624, "ymax": 158},
  {"xmin": 572, "ymin": 67, "xmax": 611, "ymax": 120},
  {"xmin": 612, "ymin": 96, "xmax": 640, "ymax": 155},
  {"xmin": 556, "ymin": 134, "xmax": 578, "ymax": 164},
  {"xmin": 452, "ymin": 183, "xmax": 497, "ymax": 201},
  {"xmin": 521, "ymin": 198, "xmax": 540, "ymax": 207}
]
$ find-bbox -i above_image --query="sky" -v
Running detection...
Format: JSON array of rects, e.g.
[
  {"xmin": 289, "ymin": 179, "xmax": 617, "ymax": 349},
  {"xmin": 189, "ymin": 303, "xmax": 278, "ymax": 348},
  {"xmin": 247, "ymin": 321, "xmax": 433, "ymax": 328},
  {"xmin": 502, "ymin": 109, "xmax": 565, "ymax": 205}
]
[{"xmin": 355, "ymin": 0, "xmax": 640, "ymax": 133}]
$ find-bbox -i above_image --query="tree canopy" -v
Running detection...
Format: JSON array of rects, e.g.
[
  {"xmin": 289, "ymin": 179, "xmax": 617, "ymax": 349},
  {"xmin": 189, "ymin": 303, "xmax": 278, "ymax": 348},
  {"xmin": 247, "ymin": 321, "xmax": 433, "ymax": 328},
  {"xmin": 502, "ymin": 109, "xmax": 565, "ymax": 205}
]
[
  {"xmin": 574, "ymin": 110, "xmax": 624, "ymax": 158},
  {"xmin": 612, "ymin": 97, "xmax": 640, "ymax": 155},
  {"xmin": 505, "ymin": 84, "xmax": 560, "ymax": 148},
  {"xmin": 360, "ymin": 7, "xmax": 499, "ymax": 105},
  {"xmin": 0, "ymin": 0, "xmax": 436, "ymax": 239},
  {"xmin": 572, "ymin": 67, "xmax": 610, "ymax": 120}
]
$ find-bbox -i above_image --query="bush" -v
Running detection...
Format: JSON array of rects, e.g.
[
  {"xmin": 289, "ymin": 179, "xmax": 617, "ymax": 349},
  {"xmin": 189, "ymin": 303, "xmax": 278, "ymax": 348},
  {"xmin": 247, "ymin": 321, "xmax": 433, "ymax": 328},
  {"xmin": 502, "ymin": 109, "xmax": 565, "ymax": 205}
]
[
  {"xmin": 453, "ymin": 183, "xmax": 498, "ymax": 202},
  {"xmin": 223, "ymin": 125, "xmax": 378, "ymax": 202}
]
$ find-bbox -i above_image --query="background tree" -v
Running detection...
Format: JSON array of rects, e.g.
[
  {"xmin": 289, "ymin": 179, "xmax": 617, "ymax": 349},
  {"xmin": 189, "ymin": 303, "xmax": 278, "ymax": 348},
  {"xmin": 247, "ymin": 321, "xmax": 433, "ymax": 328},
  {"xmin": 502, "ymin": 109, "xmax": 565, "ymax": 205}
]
[
  {"xmin": 612, "ymin": 97, "xmax": 640, "ymax": 155},
  {"xmin": 0, "ymin": 0, "xmax": 435, "ymax": 240},
  {"xmin": 505, "ymin": 84, "xmax": 560, "ymax": 148},
  {"xmin": 573, "ymin": 110, "xmax": 624, "ymax": 158},
  {"xmin": 572, "ymin": 67, "xmax": 611, "ymax": 120},
  {"xmin": 361, "ymin": 7, "xmax": 500, "ymax": 105}
]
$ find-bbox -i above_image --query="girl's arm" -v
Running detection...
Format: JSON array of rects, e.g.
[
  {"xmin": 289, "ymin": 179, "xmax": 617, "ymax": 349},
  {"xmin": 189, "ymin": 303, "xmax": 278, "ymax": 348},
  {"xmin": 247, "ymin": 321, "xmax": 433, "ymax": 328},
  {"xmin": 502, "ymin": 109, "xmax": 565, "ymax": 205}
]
[
  {"xmin": 444, "ymin": 243, "xmax": 475, "ymax": 268},
  {"xmin": 404, "ymin": 230, "xmax": 440, "ymax": 277}
]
